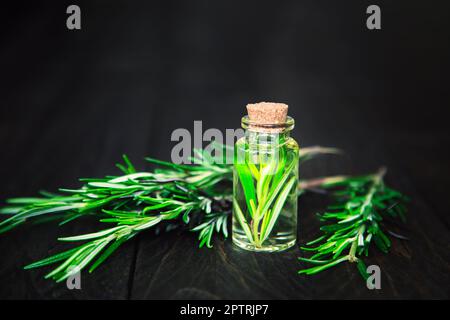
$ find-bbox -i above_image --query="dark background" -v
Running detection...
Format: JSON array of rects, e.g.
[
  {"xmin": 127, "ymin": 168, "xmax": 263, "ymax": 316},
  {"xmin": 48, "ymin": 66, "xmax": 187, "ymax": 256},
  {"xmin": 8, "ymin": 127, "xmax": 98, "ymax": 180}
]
[{"xmin": 0, "ymin": 0, "xmax": 449, "ymax": 299}]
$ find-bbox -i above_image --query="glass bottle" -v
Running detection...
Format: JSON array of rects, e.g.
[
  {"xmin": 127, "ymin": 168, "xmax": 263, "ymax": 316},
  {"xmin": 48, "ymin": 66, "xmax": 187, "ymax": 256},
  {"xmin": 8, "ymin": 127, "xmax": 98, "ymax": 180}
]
[{"xmin": 232, "ymin": 103, "xmax": 299, "ymax": 252}]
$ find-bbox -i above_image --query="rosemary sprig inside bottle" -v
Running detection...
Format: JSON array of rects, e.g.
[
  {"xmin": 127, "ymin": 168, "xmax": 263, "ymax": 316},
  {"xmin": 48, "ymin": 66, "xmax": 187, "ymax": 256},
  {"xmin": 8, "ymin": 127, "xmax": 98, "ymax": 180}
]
[{"xmin": 298, "ymin": 167, "xmax": 408, "ymax": 279}]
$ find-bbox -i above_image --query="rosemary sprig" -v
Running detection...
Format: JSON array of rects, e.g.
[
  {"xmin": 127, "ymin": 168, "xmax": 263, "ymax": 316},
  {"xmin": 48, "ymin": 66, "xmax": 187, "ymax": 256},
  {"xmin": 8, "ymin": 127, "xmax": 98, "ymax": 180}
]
[
  {"xmin": 298, "ymin": 167, "xmax": 408, "ymax": 279},
  {"xmin": 0, "ymin": 152, "xmax": 225, "ymax": 282}
]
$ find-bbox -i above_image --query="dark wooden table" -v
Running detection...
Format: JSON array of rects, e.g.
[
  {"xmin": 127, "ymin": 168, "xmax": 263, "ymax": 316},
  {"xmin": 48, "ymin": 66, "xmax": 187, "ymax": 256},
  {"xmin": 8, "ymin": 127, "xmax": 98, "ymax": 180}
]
[{"xmin": 0, "ymin": 1, "xmax": 449, "ymax": 299}]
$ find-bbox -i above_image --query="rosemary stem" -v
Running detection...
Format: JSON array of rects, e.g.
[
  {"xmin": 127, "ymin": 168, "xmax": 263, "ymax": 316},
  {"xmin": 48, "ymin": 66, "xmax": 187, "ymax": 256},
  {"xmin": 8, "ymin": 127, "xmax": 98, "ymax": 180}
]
[
  {"xmin": 349, "ymin": 225, "xmax": 365, "ymax": 262},
  {"xmin": 361, "ymin": 167, "xmax": 387, "ymax": 216},
  {"xmin": 349, "ymin": 167, "xmax": 386, "ymax": 262},
  {"xmin": 252, "ymin": 206, "xmax": 262, "ymax": 247}
]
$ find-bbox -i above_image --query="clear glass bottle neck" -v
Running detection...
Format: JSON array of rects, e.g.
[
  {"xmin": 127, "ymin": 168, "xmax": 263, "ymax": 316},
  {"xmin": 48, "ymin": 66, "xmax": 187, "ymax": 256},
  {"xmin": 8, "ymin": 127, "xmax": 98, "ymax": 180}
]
[
  {"xmin": 245, "ymin": 129, "xmax": 290, "ymax": 147},
  {"xmin": 240, "ymin": 115, "xmax": 295, "ymax": 146}
]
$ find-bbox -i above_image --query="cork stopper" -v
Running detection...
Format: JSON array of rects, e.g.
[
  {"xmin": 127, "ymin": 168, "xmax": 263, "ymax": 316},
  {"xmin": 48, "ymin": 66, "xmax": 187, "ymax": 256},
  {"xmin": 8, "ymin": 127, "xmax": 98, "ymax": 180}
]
[{"xmin": 246, "ymin": 102, "xmax": 288, "ymax": 133}]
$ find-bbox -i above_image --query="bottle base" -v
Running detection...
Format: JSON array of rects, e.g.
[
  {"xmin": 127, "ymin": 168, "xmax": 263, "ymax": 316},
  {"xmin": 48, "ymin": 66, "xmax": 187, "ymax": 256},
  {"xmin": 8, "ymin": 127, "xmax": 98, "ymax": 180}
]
[{"xmin": 232, "ymin": 235, "xmax": 296, "ymax": 253}]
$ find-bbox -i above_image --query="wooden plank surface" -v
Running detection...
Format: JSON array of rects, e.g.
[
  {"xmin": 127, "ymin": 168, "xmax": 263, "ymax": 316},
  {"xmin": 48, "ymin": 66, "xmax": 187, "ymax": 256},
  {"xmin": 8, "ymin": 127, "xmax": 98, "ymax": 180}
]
[{"xmin": 0, "ymin": 0, "xmax": 449, "ymax": 299}]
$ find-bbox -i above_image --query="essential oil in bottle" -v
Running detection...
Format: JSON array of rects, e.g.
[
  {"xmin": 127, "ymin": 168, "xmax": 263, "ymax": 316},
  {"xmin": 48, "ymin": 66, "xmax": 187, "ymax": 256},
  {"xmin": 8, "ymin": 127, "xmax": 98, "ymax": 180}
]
[{"xmin": 233, "ymin": 102, "xmax": 299, "ymax": 252}]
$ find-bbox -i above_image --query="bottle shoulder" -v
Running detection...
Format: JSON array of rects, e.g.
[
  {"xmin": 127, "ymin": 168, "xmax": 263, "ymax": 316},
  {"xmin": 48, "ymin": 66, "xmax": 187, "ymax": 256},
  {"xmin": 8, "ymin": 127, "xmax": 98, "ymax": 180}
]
[{"xmin": 285, "ymin": 137, "xmax": 299, "ymax": 151}]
